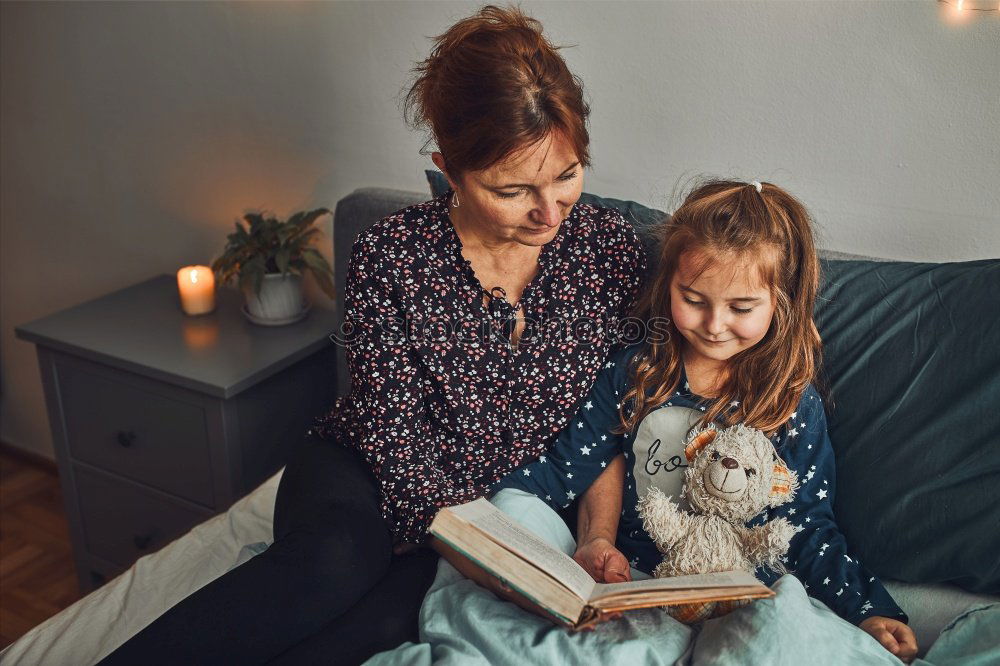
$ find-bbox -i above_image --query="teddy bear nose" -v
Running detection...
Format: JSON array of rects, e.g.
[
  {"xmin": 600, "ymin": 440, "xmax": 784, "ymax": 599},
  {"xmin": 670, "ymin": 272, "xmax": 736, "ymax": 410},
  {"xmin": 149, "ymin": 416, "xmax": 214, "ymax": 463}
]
[{"xmin": 721, "ymin": 457, "xmax": 739, "ymax": 469}]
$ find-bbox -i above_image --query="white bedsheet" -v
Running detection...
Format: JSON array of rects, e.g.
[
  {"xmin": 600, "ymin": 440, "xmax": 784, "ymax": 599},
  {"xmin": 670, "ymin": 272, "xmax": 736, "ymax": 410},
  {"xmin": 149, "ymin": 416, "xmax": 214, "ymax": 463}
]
[
  {"xmin": 2, "ymin": 468, "xmax": 995, "ymax": 665},
  {"xmin": 0, "ymin": 471, "xmax": 283, "ymax": 665}
]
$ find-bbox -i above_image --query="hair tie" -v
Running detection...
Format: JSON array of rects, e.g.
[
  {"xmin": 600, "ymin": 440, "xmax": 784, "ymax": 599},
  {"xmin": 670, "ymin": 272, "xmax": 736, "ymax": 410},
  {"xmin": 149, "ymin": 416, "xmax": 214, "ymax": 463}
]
[{"xmin": 751, "ymin": 180, "xmax": 763, "ymax": 194}]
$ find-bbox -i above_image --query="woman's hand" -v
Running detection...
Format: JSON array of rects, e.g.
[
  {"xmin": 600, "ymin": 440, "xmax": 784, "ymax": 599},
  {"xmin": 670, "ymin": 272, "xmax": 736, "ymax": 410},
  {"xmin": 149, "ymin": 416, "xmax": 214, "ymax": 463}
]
[
  {"xmin": 859, "ymin": 616, "xmax": 918, "ymax": 663},
  {"xmin": 573, "ymin": 537, "xmax": 632, "ymax": 583},
  {"xmin": 430, "ymin": 536, "xmax": 554, "ymax": 620}
]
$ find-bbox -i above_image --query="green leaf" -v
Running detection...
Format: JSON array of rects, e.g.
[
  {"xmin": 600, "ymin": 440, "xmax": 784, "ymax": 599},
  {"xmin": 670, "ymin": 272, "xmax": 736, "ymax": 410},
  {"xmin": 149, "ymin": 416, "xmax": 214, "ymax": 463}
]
[
  {"xmin": 286, "ymin": 211, "xmax": 306, "ymax": 229},
  {"xmin": 314, "ymin": 270, "xmax": 336, "ymax": 299},
  {"xmin": 243, "ymin": 212, "xmax": 264, "ymax": 233},
  {"xmin": 275, "ymin": 247, "xmax": 291, "ymax": 275},
  {"xmin": 301, "ymin": 247, "xmax": 333, "ymax": 275},
  {"xmin": 239, "ymin": 255, "xmax": 267, "ymax": 296},
  {"xmin": 292, "ymin": 227, "xmax": 321, "ymax": 245},
  {"xmin": 298, "ymin": 207, "xmax": 331, "ymax": 229}
]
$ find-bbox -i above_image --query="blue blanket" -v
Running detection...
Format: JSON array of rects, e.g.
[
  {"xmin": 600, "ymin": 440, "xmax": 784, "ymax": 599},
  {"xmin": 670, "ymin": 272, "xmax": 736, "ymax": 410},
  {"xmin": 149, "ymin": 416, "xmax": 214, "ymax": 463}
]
[
  {"xmin": 234, "ymin": 490, "xmax": 998, "ymax": 665},
  {"xmin": 363, "ymin": 489, "xmax": 926, "ymax": 666}
]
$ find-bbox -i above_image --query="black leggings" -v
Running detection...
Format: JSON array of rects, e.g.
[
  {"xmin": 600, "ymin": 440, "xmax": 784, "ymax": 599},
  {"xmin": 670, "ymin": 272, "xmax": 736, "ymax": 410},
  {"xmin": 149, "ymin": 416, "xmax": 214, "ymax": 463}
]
[{"xmin": 100, "ymin": 434, "xmax": 439, "ymax": 665}]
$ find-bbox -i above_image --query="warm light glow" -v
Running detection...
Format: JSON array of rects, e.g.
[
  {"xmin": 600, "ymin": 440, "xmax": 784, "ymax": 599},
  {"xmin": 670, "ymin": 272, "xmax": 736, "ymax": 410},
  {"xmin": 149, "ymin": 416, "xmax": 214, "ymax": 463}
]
[
  {"xmin": 182, "ymin": 317, "xmax": 220, "ymax": 349},
  {"xmin": 956, "ymin": 0, "xmax": 964, "ymax": 9},
  {"xmin": 177, "ymin": 266, "xmax": 216, "ymax": 315}
]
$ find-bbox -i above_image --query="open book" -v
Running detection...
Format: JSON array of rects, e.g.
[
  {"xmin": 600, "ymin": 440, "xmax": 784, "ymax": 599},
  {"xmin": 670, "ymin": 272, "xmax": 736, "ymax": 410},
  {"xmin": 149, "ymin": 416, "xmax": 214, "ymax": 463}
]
[{"xmin": 429, "ymin": 498, "xmax": 774, "ymax": 630}]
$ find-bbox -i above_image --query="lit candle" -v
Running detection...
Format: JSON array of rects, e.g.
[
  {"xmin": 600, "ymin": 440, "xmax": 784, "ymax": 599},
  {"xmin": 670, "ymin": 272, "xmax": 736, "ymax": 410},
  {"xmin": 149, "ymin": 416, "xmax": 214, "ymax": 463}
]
[{"xmin": 176, "ymin": 265, "xmax": 216, "ymax": 315}]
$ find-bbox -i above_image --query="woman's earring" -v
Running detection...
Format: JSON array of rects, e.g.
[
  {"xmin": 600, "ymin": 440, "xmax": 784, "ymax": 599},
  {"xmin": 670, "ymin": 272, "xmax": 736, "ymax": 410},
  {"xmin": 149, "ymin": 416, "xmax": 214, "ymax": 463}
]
[{"xmin": 452, "ymin": 190, "xmax": 460, "ymax": 208}]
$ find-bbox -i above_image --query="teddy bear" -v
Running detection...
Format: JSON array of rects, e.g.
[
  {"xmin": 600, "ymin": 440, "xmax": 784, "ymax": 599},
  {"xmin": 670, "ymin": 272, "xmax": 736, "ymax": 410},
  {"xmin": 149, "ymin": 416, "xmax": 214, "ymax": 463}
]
[{"xmin": 637, "ymin": 423, "xmax": 799, "ymax": 623}]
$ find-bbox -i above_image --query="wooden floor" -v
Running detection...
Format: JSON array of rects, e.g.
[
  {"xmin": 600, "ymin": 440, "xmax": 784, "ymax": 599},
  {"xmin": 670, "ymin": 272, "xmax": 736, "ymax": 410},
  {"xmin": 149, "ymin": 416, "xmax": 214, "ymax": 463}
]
[{"xmin": 0, "ymin": 448, "xmax": 81, "ymax": 649}]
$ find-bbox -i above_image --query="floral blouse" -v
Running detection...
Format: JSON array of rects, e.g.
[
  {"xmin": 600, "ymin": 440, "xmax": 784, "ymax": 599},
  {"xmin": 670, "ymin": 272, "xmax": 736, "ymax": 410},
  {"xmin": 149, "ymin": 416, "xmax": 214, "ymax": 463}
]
[{"xmin": 313, "ymin": 193, "xmax": 646, "ymax": 543}]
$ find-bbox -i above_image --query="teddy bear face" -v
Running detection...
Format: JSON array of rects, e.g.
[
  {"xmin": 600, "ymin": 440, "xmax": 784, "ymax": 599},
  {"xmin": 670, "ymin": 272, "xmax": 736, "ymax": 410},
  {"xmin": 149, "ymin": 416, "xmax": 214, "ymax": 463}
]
[{"xmin": 684, "ymin": 424, "xmax": 793, "ymax": 523}]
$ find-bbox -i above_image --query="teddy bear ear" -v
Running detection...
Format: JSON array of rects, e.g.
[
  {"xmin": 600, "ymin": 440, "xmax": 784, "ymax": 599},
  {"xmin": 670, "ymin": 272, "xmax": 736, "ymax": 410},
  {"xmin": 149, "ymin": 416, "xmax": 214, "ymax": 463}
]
[
  {"xmin": 769, "ymin": 461, "xmax": 798, "ymax": 506},
  {"xmin": 684, "ymin": 428, "xmax": 717, "ymax": 462}
]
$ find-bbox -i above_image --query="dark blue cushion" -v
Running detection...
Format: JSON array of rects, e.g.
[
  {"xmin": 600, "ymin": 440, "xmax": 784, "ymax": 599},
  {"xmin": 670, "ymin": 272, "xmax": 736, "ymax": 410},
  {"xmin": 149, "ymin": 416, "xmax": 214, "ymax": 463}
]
[{"xmin": 816, "ymin": 258, "xmax": 1000, "ymax": 593}]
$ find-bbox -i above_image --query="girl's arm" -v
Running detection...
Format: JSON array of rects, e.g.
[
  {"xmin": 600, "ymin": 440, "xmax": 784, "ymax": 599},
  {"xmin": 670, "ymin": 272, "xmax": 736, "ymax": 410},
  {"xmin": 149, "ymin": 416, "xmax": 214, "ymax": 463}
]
[
  {"xmin": 772, "ymin": 387, "xmax": 915, "ymax": 660},
  {"xmin": 575, "ymin": 455, "xmax": 632, "ymax": 583}
]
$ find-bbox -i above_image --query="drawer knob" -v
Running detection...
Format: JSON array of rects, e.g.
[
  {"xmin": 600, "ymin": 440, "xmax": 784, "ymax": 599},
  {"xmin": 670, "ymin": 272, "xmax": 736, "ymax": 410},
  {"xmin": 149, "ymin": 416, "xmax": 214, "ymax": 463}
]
[
  {"xmin": 116, "ymin": 430, "xmax": 136, "ymax": 448},
  {"xmin": 133, "ymin": 534, "xmax": 153, "ymax": 550}
]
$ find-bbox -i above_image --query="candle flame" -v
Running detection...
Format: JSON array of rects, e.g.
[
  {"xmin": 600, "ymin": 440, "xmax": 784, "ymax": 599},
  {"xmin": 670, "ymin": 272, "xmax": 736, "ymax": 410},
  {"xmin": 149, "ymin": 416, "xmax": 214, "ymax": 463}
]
[
  {"xmin": 190, "ymin": 270, "xmax": 199, "ymax": 284},
  {"xmin": 956, "ymin": 0, "xmax": 964, "ymax": 9}
]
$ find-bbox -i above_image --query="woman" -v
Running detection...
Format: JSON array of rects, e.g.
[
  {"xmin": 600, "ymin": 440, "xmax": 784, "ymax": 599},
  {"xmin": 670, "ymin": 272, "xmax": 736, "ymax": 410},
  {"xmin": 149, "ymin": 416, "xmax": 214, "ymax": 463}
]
[{"xmin": 102, "ymin": 6, "xmax": 643, "ymax": 664}]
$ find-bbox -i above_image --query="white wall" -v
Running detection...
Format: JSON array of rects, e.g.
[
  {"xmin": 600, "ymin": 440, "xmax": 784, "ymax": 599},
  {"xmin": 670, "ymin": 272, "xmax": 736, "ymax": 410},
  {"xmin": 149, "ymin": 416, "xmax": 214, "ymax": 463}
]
[{"xmin": 2, "ymin": 1, "xmax": 998, "ymax": 459}]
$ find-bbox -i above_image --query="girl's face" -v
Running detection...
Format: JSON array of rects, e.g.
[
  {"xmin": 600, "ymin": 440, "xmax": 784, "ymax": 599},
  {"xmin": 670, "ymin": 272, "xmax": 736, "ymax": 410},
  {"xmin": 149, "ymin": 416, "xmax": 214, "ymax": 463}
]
[
  {"xmin": 670, "ymin": 248, "xmax": 777, "ymax": 367},
  {"xmin": 433, "ymin": 131, "xmax": 584, "ymax": 247}
]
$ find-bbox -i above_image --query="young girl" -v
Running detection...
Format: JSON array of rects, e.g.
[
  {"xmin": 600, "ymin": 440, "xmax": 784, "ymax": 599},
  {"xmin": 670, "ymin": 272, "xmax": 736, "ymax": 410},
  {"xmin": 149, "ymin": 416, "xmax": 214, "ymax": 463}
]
[{"xmin": 488, "ymin": 179, "xmax": 919, "ymax": 662}]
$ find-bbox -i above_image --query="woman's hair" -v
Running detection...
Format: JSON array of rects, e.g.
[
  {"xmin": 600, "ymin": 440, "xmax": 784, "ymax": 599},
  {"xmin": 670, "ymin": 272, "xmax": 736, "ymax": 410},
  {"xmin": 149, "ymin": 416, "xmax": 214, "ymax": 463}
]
[
  {"xmin": 621, "ymin": 180, "xmax": 823, "ymax": 436},
  {"xmin": 404, "ymin": 5, "xmax": 590, "ymax": 177}
]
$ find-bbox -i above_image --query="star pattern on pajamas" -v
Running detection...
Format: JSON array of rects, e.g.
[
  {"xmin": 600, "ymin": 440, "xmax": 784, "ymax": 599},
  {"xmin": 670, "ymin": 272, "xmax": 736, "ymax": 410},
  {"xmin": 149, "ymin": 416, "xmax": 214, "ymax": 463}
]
[{"xmin": 495, "ymin": 345, "xmax": 906, "ymax": 626}]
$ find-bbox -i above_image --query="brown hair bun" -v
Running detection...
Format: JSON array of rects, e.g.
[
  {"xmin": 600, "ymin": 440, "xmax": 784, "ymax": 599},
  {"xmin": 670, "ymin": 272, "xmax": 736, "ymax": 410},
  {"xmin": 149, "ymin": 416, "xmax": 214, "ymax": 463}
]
[{"xmin": 405, "ymin": 5, "xmax": 590, "ymax": 178}]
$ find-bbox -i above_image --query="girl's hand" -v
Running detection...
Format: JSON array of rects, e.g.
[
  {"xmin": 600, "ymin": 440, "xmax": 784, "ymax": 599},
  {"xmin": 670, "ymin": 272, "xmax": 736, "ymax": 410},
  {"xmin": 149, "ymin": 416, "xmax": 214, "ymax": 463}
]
[
  {"xmin": 859, "ymin": 616, "xmax": 918, "ymax": 663},
  {"xmin": 573, "ymin": 537, "xmax": 632, "ymax": 583}
]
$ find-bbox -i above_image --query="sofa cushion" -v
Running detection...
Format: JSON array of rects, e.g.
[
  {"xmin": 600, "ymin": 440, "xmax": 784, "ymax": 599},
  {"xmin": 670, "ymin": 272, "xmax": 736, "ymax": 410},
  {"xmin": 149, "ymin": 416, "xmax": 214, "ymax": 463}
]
[{"xmin": 816, "ymin": 258, "xmax": 1000, "ymax": 594}]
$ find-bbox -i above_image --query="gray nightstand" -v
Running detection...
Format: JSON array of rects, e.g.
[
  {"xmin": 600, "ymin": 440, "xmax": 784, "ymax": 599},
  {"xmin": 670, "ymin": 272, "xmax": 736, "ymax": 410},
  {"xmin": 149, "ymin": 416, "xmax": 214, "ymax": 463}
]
[{"xmin": 15, "ymin": 275, "xmax": 339, "ymax": 593}]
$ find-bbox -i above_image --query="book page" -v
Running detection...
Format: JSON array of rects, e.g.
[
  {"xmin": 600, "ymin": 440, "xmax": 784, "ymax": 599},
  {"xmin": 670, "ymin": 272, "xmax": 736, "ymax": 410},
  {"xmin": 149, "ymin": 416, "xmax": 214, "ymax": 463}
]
[
  {"xmin": 431, "ymin": 517, "xmax": 584, "ymax": 624},
  {"xmin": 450, "ymin": 499, "xmax": 596, "ymax": 601},
  {"xmin": 591, "ymin": 570, "xmax": 763, "ymax": 602}
]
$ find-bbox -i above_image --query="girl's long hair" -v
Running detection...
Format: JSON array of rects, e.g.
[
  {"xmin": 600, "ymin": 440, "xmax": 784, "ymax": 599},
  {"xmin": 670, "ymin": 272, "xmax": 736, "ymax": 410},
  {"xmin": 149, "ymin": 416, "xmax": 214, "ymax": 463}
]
[{"xmin": 620, "ymin": 180, "xmax": 823, "ymax": 435}]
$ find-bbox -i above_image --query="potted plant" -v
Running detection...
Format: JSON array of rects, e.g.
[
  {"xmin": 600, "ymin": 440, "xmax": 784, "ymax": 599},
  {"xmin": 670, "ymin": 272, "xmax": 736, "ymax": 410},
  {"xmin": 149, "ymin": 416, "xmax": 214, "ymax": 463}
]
[{"xmin": 212, "ymin": 208, "xmax": 335, "ymax": 325}]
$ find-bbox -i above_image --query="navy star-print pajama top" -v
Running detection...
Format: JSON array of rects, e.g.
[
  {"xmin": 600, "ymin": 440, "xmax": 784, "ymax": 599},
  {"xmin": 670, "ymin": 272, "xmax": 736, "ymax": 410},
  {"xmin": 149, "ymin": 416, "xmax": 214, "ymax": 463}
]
[
  {"xmin": 495, "ymin": 343, "xmax": 906, "ymax": 625},
  {"xmin": 313, "ymin": 193, "xmax": 646, "ymax": 544}
]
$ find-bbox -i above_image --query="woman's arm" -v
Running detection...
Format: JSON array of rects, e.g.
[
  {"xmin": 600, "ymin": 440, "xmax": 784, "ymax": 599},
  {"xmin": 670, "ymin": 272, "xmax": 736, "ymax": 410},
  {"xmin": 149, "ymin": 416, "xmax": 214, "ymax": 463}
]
[
  {"xmin": 340, "ymin": 228, "xmax": 480, "ymax": 545},
  {"xmin": 574, "ymin": 455, "xmax": 632, "ymax": 583}
]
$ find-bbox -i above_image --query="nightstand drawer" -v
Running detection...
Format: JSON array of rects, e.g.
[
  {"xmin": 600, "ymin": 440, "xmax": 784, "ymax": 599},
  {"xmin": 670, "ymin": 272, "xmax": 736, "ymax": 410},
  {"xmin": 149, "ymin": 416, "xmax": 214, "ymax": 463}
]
[
  {"xmin": 75, "ymin": 466, "xmax": 212, "ymax": 568},
  {"xmin": 59, "ymin": 360, "xmax": 215, "ymax": 507}
]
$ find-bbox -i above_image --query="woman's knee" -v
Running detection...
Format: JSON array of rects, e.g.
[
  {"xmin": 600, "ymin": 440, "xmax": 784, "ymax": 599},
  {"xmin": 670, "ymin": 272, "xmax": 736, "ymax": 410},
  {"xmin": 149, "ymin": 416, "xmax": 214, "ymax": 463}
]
[
  {"xmin": 274, "ymin": 438, "xmax": 382, "ymax": 538},
  {"xmin": 271, "ymin": 527, "xmax": 392, "ymax": 599}
]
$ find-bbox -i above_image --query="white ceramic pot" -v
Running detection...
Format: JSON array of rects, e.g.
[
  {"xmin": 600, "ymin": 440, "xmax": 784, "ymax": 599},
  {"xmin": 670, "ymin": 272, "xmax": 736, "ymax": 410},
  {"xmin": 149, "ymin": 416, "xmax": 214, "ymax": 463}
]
[{"xmin": 243, "ymin": 273, "xmax": 306, "ymax": 323}]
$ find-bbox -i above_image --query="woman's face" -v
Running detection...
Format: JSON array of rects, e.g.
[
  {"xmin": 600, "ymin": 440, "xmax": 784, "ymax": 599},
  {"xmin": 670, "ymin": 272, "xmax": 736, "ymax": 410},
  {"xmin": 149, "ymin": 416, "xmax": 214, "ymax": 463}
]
[
  {"xmin": 669, "ymin": 248, "xmax": 777, "ymax": 366},
  {"xmin": 435, "ymin": 132, "xmax": 583, "ymax": 247}
]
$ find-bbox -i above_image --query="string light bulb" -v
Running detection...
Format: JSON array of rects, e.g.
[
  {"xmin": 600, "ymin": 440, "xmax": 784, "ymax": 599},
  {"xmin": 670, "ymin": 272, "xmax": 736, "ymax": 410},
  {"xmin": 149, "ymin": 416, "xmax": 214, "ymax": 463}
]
[{"xmin": 938, "ymin": 0, "xmax": 999, "ymax": 10}]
